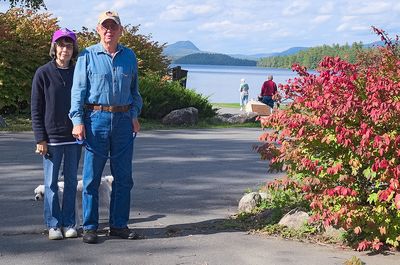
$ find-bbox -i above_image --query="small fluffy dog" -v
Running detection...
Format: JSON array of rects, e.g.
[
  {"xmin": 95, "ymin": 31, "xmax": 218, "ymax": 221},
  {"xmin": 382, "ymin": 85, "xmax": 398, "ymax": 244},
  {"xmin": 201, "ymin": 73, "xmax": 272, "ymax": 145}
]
[{"xmin": 34, "ymin": 175, "xmax": 114, "ymax": 226}]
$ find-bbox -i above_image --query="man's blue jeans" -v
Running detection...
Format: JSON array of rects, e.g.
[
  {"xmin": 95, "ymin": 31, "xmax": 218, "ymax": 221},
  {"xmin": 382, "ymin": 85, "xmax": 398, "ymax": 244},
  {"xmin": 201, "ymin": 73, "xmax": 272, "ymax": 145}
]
[
  {"xmin": 43, "ymin": 144, "xmax": 81, "ymax": 229},
  {"xmin": 262, "ymin": 96, "xmax": 274, "ymax": 109},
  {"xmin": 82, "ymin": 110, "xmax": 134, "ymax": 231}
]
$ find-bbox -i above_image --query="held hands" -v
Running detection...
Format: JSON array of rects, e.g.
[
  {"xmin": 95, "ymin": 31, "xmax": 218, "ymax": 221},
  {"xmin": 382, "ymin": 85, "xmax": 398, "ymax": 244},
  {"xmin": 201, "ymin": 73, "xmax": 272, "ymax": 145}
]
[
  {"xmin": 35, "ymin": 141, "xmax": 48, "ymax": 156},
  {"xmin": 72, "ymin": 124, "xmax": 86, "ymax": 141},
  {"xmin": 132, "ymin": 118, "xmax": 141, "ymax": 133},
  {"xmin": 71, "ymin": 120, "xmax": 139, "ymax": 140}
]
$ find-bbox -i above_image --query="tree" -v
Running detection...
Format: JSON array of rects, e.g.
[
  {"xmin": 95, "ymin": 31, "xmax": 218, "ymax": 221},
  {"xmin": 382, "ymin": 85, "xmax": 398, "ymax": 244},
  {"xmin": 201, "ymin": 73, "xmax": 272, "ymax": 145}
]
[
  {"xmin": 2, "ymin": 0, "xmax": 45, "ymax": 10},
  {"xmin": 77, "ymin": 25, "xmax": 170, "ymax": 75},
  {"xmin": 0, "ymin": 8, "xmax": 57, "ymax": 111},
  {"xmin": 120, "ymin": 25, "xmax": 170, "ymax": 75},
  {"xmin": 0, "ymin": 8, "xmax": 170, "ymax": 113}
]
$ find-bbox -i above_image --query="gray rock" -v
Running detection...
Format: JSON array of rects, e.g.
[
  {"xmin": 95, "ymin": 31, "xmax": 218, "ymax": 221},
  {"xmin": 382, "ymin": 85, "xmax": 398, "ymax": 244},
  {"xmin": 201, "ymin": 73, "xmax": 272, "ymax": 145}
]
[
  {"xmin": 238, "ymin": 192, "xmax": 261, "ymax": 213},
  {"xmin": 216, "ymin": 112, "xmax": 258, "ymax": 124},
  {"xmin": 259, "ymin": 191, "xmax": 272, "ymax": 201},
  {"xmin": 162, "ymin": 107, "xmax": 198, "ymax": 125},
  {"xmin": 278, "ymin": 209, "xmax": 309, "ymax": 230},
  {"xmin": 323, "ymin": 226, "xmax": 346, "ymax": 242},
  {"xmin": 253, "ymin": 209, "xmax": 274, "ymax": 222},
  {"xmin": 0, "ymin": 115, "xmax": 7, "ymax": 128}
]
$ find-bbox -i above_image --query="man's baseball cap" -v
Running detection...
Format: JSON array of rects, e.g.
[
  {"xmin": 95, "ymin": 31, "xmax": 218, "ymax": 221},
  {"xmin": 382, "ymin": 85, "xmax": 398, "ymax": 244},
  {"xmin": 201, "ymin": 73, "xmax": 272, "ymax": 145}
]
[
  {"xmin": 98, "ymin": 11, "xmax": 121, "ymax": 25},
  {"xmin": 52, "ymin": 28, "xmax": 77, "ymax": 44}
]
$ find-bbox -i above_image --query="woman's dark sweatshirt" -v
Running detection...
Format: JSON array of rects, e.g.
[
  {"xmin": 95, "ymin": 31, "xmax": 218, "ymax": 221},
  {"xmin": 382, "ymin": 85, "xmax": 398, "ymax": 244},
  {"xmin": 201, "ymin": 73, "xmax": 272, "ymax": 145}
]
[{"xmin": 31, "ymin": 60, "xmax": 75, "ymax": 144}]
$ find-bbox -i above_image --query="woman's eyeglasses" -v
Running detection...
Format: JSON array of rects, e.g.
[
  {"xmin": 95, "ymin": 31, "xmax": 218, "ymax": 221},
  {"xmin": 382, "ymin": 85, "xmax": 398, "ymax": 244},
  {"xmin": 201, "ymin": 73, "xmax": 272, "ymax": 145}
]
[{"xmin": 57, "ymin": 42, "xmax": 74, "ymax": 49}]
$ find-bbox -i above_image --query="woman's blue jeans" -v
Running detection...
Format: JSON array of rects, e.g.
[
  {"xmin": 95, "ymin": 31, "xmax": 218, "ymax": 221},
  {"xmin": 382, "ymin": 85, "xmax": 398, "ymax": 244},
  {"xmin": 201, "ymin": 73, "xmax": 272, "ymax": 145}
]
[
  {"xmin": 43, "ymin": 144, "xmax": 81, "ymax": 229},
  {"xmin": 82, "ymin": 110, "xmax": 134, "ymax": 231},
  {"xmin": 240, "ymin": 94, "xmax": 248, "ymax": 107}
]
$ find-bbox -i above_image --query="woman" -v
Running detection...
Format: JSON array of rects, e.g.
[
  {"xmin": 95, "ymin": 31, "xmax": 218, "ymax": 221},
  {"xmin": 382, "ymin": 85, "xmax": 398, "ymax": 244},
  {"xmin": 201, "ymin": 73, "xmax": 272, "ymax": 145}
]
[
  {"xmin": 239, "ymin": 78, "xmax": 249, "ymax": 111},
  {"xmin": 31, "ymin": 28, "xmax": 81, "ymax": 240}
]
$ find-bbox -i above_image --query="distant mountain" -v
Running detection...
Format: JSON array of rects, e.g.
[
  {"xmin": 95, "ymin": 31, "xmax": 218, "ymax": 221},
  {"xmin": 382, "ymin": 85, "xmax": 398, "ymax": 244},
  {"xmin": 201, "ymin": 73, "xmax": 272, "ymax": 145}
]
[
  {"xmin": 163, "ymin": 41, "xmax": 201, "ymax": 59},
  {"xmin": 164, "ymin": 40, "xmax": 386, "ymax": 65},
  {"xmin": 163, "ymin": 41, "xmax": 310, "ymax": 63},
  {"xmin": 363, "ymin": 40, "xmax": 384, "ymax": 48},
  {"xmin": 229, "ymin": 47, "xmax": 310, "ymax": 60},
  {"xmin": 174, "ymin": 53, "xmax": 256, "ymax": 66},
  {"xmin": 278, "ymin": 47, "xmax": 309, "ymax": 56}
]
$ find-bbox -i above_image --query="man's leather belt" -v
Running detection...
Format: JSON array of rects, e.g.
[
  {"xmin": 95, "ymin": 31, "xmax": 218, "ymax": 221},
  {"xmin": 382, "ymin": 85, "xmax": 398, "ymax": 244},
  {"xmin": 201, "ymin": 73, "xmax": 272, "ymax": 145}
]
[{"xmin": 85, "ymin": 104, "xmax": 130, "ymax": 112}]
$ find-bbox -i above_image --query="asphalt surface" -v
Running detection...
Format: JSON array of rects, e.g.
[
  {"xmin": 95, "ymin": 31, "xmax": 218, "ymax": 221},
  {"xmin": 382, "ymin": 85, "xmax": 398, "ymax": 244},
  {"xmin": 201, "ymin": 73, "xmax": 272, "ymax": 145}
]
[{"xmin": 0, "ymin": 128, "xmax": 399, "ymax": 265}]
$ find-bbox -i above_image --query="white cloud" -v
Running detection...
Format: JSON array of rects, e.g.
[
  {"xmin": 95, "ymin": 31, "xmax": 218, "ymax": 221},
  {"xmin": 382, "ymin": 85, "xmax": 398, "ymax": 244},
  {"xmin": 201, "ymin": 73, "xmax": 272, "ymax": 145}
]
[
  {"xmin": 336, "ymin": 23, "xmax": 370, "ymax": 32},
  {"xmin": 351, "ymin": 25, "xmax": 370, "ymax": 31},
  {"xmin": 282, "ymin": 0, "xmax": 310, "ymax": 16},
  {"xmin": 1, "ymin": 0, "xmax": 399, "ymax": 54},
  {"xmin": 112, "ymin": 0, "xmax": 139, "ymax": 10},
  {"xmin": 351, "ymin": 2, "xmax": 391, "ymax": 15},
  {"xmin": 312, "ymin": 15, "xmax": 331, "ymax": 23},
  {"xmin": 94, "ymin": 0, "xmax": 138, "ymax": 11},
  {"xmin": 160, "ymin": 2, "xmax": 217, "ymax": 21},
  {"xmin": 341, "ymin": 16, "xmax": 357, "ymax": 22},
  {"xmin": 198, "ymin": 20, "xmax": 274, "ymax": 37},
  {"xmin": 336, "ymin": 23, "xmax": 349, "ymax": 32},
  {"xmin": 319, "ymin": 2, "xmax": 334, "ymax": 13}
]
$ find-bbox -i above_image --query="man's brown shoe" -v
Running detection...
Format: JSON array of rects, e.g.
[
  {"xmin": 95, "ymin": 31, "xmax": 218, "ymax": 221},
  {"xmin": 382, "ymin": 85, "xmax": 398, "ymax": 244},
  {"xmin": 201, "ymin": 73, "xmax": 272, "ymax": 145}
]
[
  {"xmin": 83, "ymin": 229, "xmax": 98, "ymax": 244},
  {"xmin": 109, "ymin": 227, "xmax": 139, "ymax": 240}
]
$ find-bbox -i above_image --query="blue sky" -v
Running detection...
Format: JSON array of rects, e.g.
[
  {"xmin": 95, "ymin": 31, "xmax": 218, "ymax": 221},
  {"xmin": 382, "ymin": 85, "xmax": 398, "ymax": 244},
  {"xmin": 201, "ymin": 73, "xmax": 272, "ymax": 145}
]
[{"xmin": 1, "ymin": 0, "xmax": 399, "ymax": 55}]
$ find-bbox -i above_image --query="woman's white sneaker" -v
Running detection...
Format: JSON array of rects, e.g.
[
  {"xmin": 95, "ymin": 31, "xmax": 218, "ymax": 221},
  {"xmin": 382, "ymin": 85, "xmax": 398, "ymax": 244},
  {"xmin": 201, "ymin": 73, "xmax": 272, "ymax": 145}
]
[
  {"xmin": 48, "ymin": 228, "xmax": 63, "ymax": 240},
  {"xmin": 63, "ymin": 227, "xmax": 78, "ymax": 238}
]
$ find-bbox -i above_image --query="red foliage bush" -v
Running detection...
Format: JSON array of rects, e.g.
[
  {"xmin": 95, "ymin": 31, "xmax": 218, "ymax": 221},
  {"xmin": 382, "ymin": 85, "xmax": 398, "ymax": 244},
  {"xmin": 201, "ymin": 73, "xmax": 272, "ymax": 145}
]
[{"xmin": 256, "ymin": 27, "xmax": 400, "ymax": 251}]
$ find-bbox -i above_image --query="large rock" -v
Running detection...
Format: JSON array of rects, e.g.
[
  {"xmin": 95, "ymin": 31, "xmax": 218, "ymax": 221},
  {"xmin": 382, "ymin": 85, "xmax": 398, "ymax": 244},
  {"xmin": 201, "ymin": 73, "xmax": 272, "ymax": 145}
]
[
  {"xmin": 216, "ymin": 112, "xmax": 258, "ymax": 124},
  {"xmin": 278, "ymin": 209, "xmax": 309, "ymax": 230},
  {"xmin": 323, "ymin": 226, "xmax": 346, "ymax": 242},
  {"xmin": 162, "ymin": 107, "xmax": 198, "ymax": 125},
  {"xmin": 238, "ymin": 192, "xmax": 261, "ymax": 213}
]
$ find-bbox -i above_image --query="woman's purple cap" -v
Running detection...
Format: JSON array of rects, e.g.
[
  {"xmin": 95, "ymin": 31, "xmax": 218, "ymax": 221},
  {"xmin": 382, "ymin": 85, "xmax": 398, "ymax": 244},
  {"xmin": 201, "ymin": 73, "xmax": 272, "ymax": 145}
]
[{"xmin": 52, "ymin": 28, "xmax": 77, "ymax": 44}]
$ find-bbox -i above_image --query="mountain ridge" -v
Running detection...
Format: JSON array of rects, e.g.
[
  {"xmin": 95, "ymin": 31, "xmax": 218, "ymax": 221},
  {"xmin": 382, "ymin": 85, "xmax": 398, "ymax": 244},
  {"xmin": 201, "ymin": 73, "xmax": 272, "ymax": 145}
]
[
  {"xmin": 163, "ymin": 41, "xmax": 310, "ymax": 61},
  {"xmin": 163, "ymin": 40, "xmax": 385, "ymax": 60},
  {"xmin": 163, "ymin": 40, "xmax": 385, "ymax": 65}
]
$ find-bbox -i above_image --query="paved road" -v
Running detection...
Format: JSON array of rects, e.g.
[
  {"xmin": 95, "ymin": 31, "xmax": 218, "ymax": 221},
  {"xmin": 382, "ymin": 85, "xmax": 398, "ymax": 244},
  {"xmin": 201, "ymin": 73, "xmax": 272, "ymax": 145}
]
[{"xmin": 0, "ymin": 129, "xmax": 399, "ymax": 265}]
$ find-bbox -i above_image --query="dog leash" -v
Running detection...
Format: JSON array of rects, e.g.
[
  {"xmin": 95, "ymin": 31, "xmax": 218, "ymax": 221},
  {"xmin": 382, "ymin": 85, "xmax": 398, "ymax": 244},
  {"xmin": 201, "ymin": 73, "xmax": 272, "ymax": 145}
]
[{"xmin": 76, "ymin": 132, "xmax": 137, "ymax": 159}]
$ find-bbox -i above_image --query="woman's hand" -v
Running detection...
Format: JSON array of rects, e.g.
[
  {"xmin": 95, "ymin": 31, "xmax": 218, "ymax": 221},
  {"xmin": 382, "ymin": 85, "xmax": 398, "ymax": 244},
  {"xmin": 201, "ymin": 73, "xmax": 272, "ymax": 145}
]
[{"xmin": 35, "ymin": 141, "xmax": 48, "ymax": 156}]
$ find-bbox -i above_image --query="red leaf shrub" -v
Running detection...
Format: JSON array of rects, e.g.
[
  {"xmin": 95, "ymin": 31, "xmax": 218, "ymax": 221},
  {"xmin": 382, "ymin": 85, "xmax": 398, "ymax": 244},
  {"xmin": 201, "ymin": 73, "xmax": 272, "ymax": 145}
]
[{"xmin": 256, "ymin": 27, "xmax": 400, "ymax": 250}]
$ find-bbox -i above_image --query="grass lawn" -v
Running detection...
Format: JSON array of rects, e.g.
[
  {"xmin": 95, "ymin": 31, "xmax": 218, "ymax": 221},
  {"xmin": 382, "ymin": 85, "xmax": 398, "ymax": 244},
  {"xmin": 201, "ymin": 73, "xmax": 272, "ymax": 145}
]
[
  {"xmin": 0, "ymin": 113, "xmax": 261, "ymax": 132},
  {"xmin": 212, "ymin": 103, "xmax": 240, "ymax": 108}
]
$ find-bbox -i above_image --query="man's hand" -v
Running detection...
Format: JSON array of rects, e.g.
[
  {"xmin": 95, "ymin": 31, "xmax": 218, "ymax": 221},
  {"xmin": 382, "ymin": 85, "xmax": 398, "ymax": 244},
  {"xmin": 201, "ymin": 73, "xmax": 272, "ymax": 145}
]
[
  {"xmin": 72, "ymin": 124, "xmax": 85, "ymax": 141},
  {"xmin": 132, "ymin": 118, "xmax": 141, "ymax": 133},
  {"xmin": 35, "ymin": 141, "xmax": 48, "ymax": 156}
]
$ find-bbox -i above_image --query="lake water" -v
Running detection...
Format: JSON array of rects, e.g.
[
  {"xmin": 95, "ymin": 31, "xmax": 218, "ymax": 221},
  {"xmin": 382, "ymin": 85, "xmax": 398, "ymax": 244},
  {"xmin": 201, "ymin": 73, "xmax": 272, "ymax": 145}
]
[{"xmin": 173, "ymin": 64, "xmax": 299, "ymax": 103}]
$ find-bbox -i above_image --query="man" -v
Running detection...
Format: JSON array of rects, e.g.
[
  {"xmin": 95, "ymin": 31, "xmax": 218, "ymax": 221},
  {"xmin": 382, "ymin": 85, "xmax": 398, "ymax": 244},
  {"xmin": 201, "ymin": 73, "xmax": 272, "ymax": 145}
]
[
  {"xmin": 69, "ymin": 11, "xmax": 143, "ymax": 244},
  {"xmin": 260, "ymin": 75, "xmax": 277, "ymax": 109}
]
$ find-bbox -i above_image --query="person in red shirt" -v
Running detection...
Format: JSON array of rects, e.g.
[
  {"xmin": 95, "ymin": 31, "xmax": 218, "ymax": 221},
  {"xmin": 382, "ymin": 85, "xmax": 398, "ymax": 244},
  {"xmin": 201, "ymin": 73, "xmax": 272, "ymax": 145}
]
[{"xmin": 260, "ymin": 75, "xmax": 277, "ymax": 109}]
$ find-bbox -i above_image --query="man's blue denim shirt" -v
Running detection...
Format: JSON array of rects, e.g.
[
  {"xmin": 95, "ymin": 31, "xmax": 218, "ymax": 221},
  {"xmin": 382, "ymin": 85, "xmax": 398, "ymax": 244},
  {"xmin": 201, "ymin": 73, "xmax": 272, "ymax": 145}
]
[{"xmin": 69, "ymin": 43, "xmax": 143, "ymax": 126}]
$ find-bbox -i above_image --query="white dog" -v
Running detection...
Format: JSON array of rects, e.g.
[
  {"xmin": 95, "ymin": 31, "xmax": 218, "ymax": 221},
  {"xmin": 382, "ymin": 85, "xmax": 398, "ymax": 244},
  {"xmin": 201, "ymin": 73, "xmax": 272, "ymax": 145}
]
[{"xmin": 34, "ymin": 175, "xmax": 114, "ymax": 226}]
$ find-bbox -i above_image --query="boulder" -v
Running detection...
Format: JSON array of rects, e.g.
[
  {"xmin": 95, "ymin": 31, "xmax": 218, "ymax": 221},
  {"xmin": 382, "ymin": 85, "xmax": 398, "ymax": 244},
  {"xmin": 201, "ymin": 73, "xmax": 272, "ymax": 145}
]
[
  {"xmin": 259, "ymin": 191, "xmax": 272, "ymax": 201},
  {"xmin": 216, "ymin": 112, "xmax": 258, "ymax": 124},
  {"xmin": 238, "ymin": 192, "xmax": 261, "ymax": 213},
  {"xmin": 323, "ymin": 226, "xmax": 346, "ymax": 242},
  {"xmin": 162, "ymin": 107, "xmax": 198, "ymax": 125},
  {"xmin": 278, "ymin": 209, "xmax": 309, "ymax": 230}
]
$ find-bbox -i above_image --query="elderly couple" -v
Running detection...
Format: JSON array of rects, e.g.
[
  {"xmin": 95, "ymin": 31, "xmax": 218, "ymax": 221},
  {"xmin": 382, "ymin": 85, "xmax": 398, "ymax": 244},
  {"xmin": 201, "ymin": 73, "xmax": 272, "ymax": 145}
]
[{"xmin": 31, "ymin": 11, "xmax": 142, "ymax": 244}]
